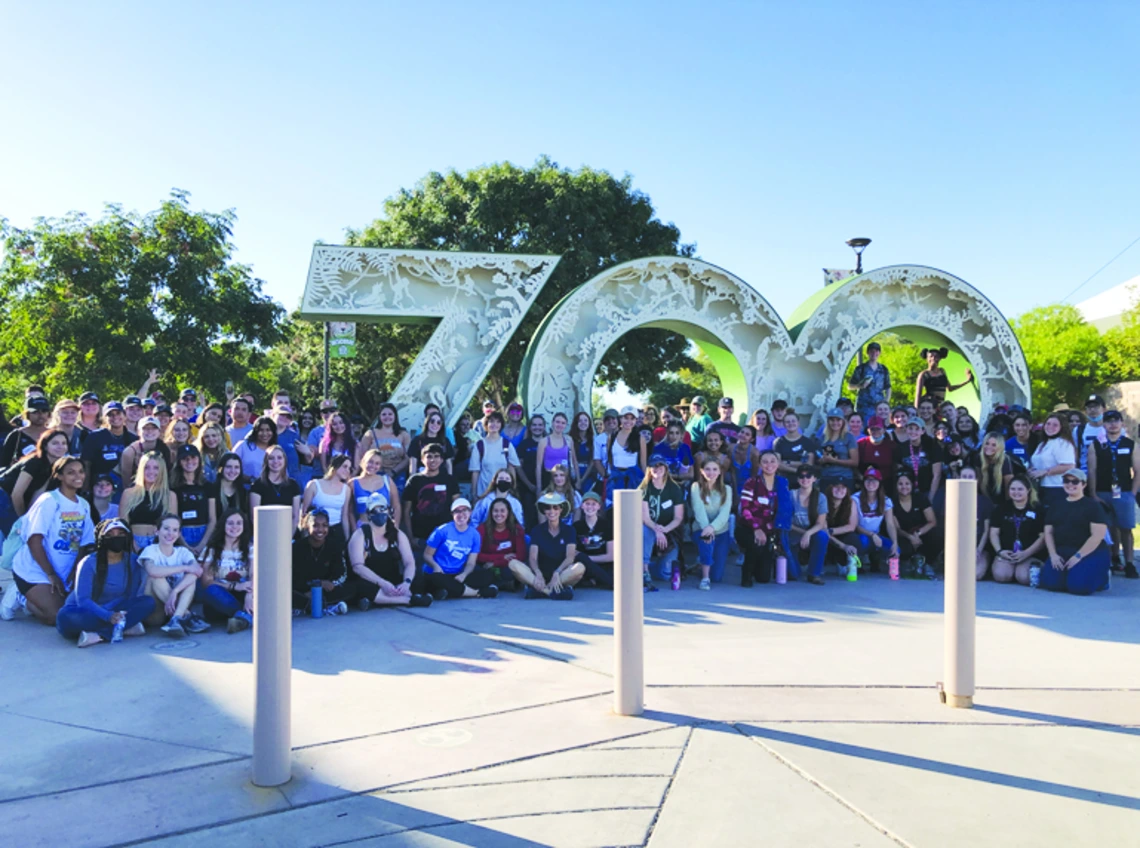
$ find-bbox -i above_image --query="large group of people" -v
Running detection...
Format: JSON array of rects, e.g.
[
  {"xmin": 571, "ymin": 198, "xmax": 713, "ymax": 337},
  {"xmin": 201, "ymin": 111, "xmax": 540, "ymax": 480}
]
[{"xmin": 0, "ymin": 345, "xmax": 1133, "ymax": 648}]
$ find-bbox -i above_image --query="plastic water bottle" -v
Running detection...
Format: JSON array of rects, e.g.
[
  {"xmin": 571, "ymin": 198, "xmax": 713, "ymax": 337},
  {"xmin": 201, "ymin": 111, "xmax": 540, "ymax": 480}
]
[
  {"xmin": 888, "ymin": 555, "xmax": 900, "ymax": 580},
  {"xmin": 1029, "ymin": 564, "xmax": 1041, "ymax": 589},
  {"xmin": 671, "ymin": 563, "xmax": 681, "ymax": 591},
  {"xmin": 111, "ymin": 614, "xmax": 126, "ymax": 643},
  {"xmin": 846, "ymin": 553, "xmax": 859, "ymax": 582},
  {"xmin": 310, "ymin": 580, "xmax": 323, "ymax": 618},
  {"xmin": 775, "ymin": 555, "xmax": 787, "ymax": 584}
]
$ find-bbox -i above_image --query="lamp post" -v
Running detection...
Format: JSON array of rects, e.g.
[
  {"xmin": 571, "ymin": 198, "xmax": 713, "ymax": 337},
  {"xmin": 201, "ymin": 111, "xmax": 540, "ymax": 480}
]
[{"xmin": 846, "ymin": 238, "xmax": 872, "ymax": 275}]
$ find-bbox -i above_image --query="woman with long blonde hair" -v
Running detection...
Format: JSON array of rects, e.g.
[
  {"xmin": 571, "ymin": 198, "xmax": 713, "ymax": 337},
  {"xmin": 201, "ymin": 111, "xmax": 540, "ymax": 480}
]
[
  {"xmin": 194, "ymin": 421, "xmax": 230, "ymax": 483},
  {"xmin": 120, "ymin": 451, "xmax": 178, "ymax": 553},
  {"xmin": 541, "ymin": 463, "xmax": 582, "ymax": 524},
  {"xmin": 978, "ymin": 432, "xmax": 1013, "ymax": 505}
]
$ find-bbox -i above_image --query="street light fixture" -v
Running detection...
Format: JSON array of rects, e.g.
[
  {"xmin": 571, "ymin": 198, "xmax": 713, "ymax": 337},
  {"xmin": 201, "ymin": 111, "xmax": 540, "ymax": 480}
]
[{"xmin": 846, "ymin": 237, "xmax": 871, "ymax": 275}]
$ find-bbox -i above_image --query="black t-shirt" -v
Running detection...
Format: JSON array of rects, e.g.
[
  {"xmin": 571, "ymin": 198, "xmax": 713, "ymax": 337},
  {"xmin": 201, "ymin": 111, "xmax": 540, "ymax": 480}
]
[
  {"xmin": 80, "ymin": 428, "xmax": 138, "ymax": 477},
  {"xmin": 210, "ymin": 479, "xmax": 250, "ymax": 517},
  {"xmin": 175, "ymin": 483, "xmax": 211, "ymax": 527},
  {"xmin": 1, "ymin": 429, "xmax": 39, "ymax": 468},
  {"xmin": 573, "ymin": 515, "xmax": 613, "ymax": 558},
  {"xmin": 1091, "ymin": 437, "xmax": 1135, "ymax": 492},
  {"xmin": 250, "ymin": 477, "xmax": 302, "ymax": 508},
  {"xmin": 892, "ymin": 436, "xmax": 943, "ymax": 494},
  {"xmin": 0, "ymin": 455, "xmax": 50, "ymax": 497},
  {"xmin": 773, "ymin": 434, "xmax": 818, "ymax": 480},
  {"xmin": 408, "ymin": 434, "xmax": 454, "ymax": 465},
  {"xmin": 894, "ymin": 492, "xmax": 932, "ymax": 533},
  {"xmin": 1047, "ymin": 496, "xmax": 1109, "ymax": 550},
  {"xmin": 517, "ymin": 437, "xmax": 541, "ymax": 489},
  {"xmin": 706, "ymin": 420, "xmax": 741, "ymax": 446},
  {"xmin": 403, "ymin": 471, "xmax": 459, "ymax": 540},
  {"xmin": 529, "ymin": 522, "xmax": 577, "ymax": 577},
  {"xmin": 990, "ymin": 502, "xmax": 1045, "ymax": 552}
]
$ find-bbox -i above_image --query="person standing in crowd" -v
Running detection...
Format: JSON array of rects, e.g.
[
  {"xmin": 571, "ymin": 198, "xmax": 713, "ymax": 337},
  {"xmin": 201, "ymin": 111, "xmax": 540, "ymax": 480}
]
[
  {"xmin": 988, "ymin": 475, "xmax": 1046, "ymax": 586},
  {"xmin": 475, "ymin": 498, "xmax": 527, "ymax": 592},
  {"xmin": 536, "ymin": 412, "xmax": 576, "ymax": 490},
  {"xmin": 350, "ymin": 448, "xmax": 401, "ymax": 532},
  {"xmin": 6, "ymin": 457, "xmax": 95, "ymax": 626},
  {"xmin": 87, "ymin": 474, "xmax": 118, "ymax": 523},
  {"xmin": 892, "ymin": 472, "xmax": 939, "ymax": 574},
  {"xmin": 916, "ymin": 397, "xmax": 937, "ymax": 438},
  {"xmin": 318, "ymin": 411, "xmax": 358, "ymax": 478},
  {"xmin": 955, "ymin": 412, "xmax": 981, "ymax": 452},
  {"xmin": 271, "ymin": 405, "xmax": 313, "ymax": 486},
  {"xmin": 1074, "ymin": 394, "xmax": 1108, "ymax": 472},
  {"xmin": 636, "ymin": 406, "xmax": 659, "ymax": 446},
  {"xmin": 737, "ymin": 451, "xmax": 792, "ymax": 586},
  {"xmin": 235, "ymin": 416, "xmax": 277, "ymax": 480},
  {"xmin": 706, "ymin": 398, "xmax": 740, "ymax": 446},
  {"xmin": 770, "ymin": 399, "xmax": 789, "ymax": 437},
  {"xmin": 1005, "ymin": 413, "xmax": 1037, "ymax": 473},
  {"xmin": 194, "ymin": 422, "xmax": 228, "ymax": 484},
  {"xmin": 474, "ymin": 399, "xmax": 497, "ymax": 438},
  {"xmin": 914, "ymin": 347, "xmax": 974, "ymax": 406},
  {"xmin": 511, "ymin": 492, "xmax": 584, "ymax": 600},
  {"xmin": 786, "ymin": 465, "xmax": 828, "ymax": 585},
  {"xmin": 141, "ymin": 515, "xmax": 208, "ymax": 637},
  {"xmin": 591, "ymin": 409, "xmax": 619, "ymax": 487},
  {"xmin": 211, "ymin": 452, "xmax": 250, "ymax": 519},
  {"xmin": 692, "ymin": 456, "xmax": 733, "ymax": 589},
  {"xmin": 301, "ymin": 455, "xmax": 353, "ymax": 540},
  {"xmin": 543, "ymin": 464, "xmax": 583, "ymax": 524},
  {"xmin": 1, "ymin": 396, "xmax": 50, "ymax": 467},
  {"xmin": 695, "ymin": 429, "xmax": 732, "ymax": 486},
  {"xmin": 656, "ymin": 407, "xmax": 690, "ymax": 446},
  {"xmin": 469, "ymin": 410, "xmax": 521, "ymax": 498},
  {"xmin": 893, "ymin": 417, "xmax": 943, "ymax": 503},
  {"xmin": 120, "ymin": 452, "xmax": 178, "ymax": 553},
  {"xmin": 198, "ymin": 508, "xmax": 256, "ymax": 632},
  {"xmin": 298, "ymin": 409, "xmax": 317, "ymax": 446},
  {"xmin": 572, "ymin": 412, "xmax": 596, "ymax": 491},
  {"xmin": 250, "ymin": 444, "xmax": 303, "ymax": 527},
  {"xmin": 348, "ymin": 494, "xmax": 432, "ymax": 610},
  {"xmin": 751, "ymin": 409, "xmax": 776, "ymax": 452},
  {"xmin": 846, "ymin": 412, "xmax": 864, "ymax": 442},
  {"xmin": 55, "ymin": 518, "xmax": 154, "ymax": 647},
  {"xmin": 226, "ymin": 397, "xmax": 254, "ymax": 445},
  {"xmin": 1041, "ymin": 469, "xmax": 1110, "ymax": 595},
  {"xmin": 48, "ymin": 399, "xmax": 84, "ymax": 455},
  {"xmin": 154, "ymin": 405, "xmax": 173, "ymax": 433},
  {"xmin": 1028, "ymin": 412, "xmax": 1077, "ymax": 511},
  {"xmin": 292, "ymin": 508, "xmax": 358, "ymax": 614},
  {"xmin": 685, "ymin": 396, "xmax": 713, "ymax": 448},
  {"xmin": 1, "ymin": 429, "xmax": 70, "ymax": 527},
  {"xmin": 1087, "ymin": 410, "xmax": 1140, "ymax": 578},
  {"xmin": 402, "ymin": 443, "xmax": 459, "ymax": 549},
  {"xmin": 471, "ymin": 469, "xmax": 525, "ymax": 527},
  {"xmin": 655, "ymin": 421, "xmax": 695, "ymax": 486},
  {"xmin": 171, "ymin": 445, "xmax": 215, "ymax": 556},
  {"xmin": 422, "ymin": 498, "xmax": 499, "ymax": 600},
  {"xmin": 573, "ymin": 490, "xmax": 614, "ymax": 589},
  {"xmin": 888, "ymin": 407, "xmax": 910, "ymax": 445},
  {"xmin": 817, "ymin": 408, "xmax": 858, "ymax": 490},
  {"xmin": 515, "ymin": 414, "xmax": 546, "ymax": 527},
  {"xmin": 408, "ymin": 410, "xmax": 454, "ymax": 476},
  {"xmin": 163, "ymin": 418, "xmax": 194, "ymax": 458},
  {"xmin": 848, "ymin": 341, "xmax": 892, "ymax": 421},
  {"xmin": 857, "ymin": 416, "xmax": 894, "ymax": 488},
  {"xmin": 305, "ymin": 400, "xmax": 338, "ymax": 452},
  {"xmin": 977, "ymin": 433, "xmax": 1013, "ymax": 506},
  {"xmin": 77, "ymin": 392, "xmax": 102, "ymax": 437},
  {"xmin": 606, "ymin": 408, "xmax": 647, "ymax": 504},
  {"xmin": 773, "ymin": 409, "xmax": 817, "ymax": 482},
  {"xmin": 502, "ymin": 402, "xmax": 528, "ymax": 448},
  {"xmin": 121, "ymin": 416, "xmax": 171, "ymax": 483}
]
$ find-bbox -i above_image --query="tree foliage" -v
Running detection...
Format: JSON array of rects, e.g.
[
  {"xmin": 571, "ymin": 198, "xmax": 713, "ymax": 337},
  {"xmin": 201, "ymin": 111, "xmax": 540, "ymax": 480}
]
[
  {"xmin": 1012, "ymin": 305, "xmax": 1105, "ymax": 411},
  {"xmin": 0, "ymin": 191, "xmax": 283, "ymax": 406},
  {"xmin": 840, "ymin": 333, "xmax": 928, "ymax": 407},
  {"xmin": 1101, "ymin": 289, "xmax": 1140, "ymax": 385},
  {"xmin": 289, "ymin": 157, "xmax": 696, "ymax": 414}
]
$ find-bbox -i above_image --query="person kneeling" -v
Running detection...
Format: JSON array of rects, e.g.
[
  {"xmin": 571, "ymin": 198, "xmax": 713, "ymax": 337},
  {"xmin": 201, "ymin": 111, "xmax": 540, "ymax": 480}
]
[
  {"xmin": 422, "ymin": 498, "xmax": 499, "ymax": 600},
  {"xmin": 346, "ymin": 497, "xmax": 431, "ymax": 610},
  {"xmin": 1042, "ymin": 469, "xmax": 1111, "ymax": 595},
  {"xmin": 511, "ymin": 492, "xmax": 584, "ymax": 600},
  {"xmin": 56, "ymin": 518, "xmax": 155, "ymax": 647},
  {"xmin": 142, "ymin": 514, "xmax": 209, "ymax": 637}
]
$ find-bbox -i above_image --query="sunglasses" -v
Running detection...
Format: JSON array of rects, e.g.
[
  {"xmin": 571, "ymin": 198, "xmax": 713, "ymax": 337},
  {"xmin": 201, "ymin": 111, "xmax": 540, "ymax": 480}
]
[{"xmin": 1062, "ymin": 477, "xmax": 1083, "ymax": 486}]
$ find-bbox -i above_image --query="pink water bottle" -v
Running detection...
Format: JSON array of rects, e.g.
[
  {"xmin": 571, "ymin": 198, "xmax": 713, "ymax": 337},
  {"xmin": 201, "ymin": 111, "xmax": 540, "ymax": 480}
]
[
  {"xmin": 889, "ymin": 555, "xmax": 900, "ymax": 580},
  {"xmin": 775, "ymin": 555, "xmax": 787, "ymax": 584}
]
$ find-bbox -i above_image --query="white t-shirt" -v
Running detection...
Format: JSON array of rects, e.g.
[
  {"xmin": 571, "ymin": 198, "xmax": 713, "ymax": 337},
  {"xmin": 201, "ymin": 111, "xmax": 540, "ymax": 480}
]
[
  {"xmin": 1074, "ymin": 423, "xmax": 1107, "ymax": 471},
  {"xmin": 1031, "ymin": 438, "xmax": 1077, "ymax": 489},
  {"xmin": 593, "ymin": 432, "xmax": 609, "ymax": 463},
  {"xmin": 140, "ymin": 543, "xmax": 199, "ymax": 586},
  {"xmin": 854, "ymin": 492, "xmax": 894, "ymax": 534},
  {"xmin": 12, "ymin": 491, "xmax": 95, "ymax": 584},
  {"xmin": 235, "ymin": 440, "xmax": 268, "ymax": 479},
  {"xmin": 468, "ymin": 436, "xmax": 520, "ymax": 495}
]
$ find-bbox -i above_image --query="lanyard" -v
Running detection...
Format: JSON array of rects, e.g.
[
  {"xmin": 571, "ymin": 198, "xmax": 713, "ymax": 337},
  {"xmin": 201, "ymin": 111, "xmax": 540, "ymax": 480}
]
[
  {"xmin": 1106, "ymin": 438, "xmax": 1122, "ymax": 487},
  {"xmin": 1011, "ymin": 514, "xmax": 1024, "ymax": 552},
  {"xmin": 909, "ymin": 442, "xmax": 921, "ymax": 475}
]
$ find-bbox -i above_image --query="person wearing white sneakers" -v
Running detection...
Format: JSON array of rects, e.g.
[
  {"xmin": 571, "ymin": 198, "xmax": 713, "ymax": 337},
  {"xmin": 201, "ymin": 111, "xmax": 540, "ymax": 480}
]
[
  {"xmin": 56, "ymin": 519, "xmax": 155, "ymax": 647},
  {"xmin": 691, "ymin": 457, "xmax": 733, "ymax": 589},
  {"xmin": 141, "ymin": 514, "xmax": 209, "ymax": 637}
]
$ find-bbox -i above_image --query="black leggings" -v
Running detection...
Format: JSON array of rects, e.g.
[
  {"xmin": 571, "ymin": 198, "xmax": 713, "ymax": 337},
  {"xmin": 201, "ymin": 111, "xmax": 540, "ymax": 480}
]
[
  {"xmin": 576, "ymin": 552, "xmax": 613, "ymax": 589},
  {"xmin": 735, "ymin": 526, "xmax": 775, "ymax": 584},
  {"xmin": 413, "ymin": 567, "xmax": 498, "ymax": 599},
  {"xmin": 292, "ymin": 581, "xmax": 358, "ymax": 613}
]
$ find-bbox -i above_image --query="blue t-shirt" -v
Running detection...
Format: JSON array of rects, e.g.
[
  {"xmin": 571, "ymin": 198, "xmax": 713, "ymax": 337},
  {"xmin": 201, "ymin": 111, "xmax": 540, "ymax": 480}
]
[
  {"xmin": 425, "ymin": 522, "xmax": 481, "ymax": 574},
  {"xmin": 529, "ymin": 522, "xmax": 577, "ymax": 576},
  {"xmin": 653, "ymin": 442, "xmax": 693, "ymax": 477},
  {"xmin": 276, "ymin": 428, "xmax": 302, "ymax": 477},
  {"xmin": 1005, "ymin": 436, "xmax": 1031, "ymax": 468}
]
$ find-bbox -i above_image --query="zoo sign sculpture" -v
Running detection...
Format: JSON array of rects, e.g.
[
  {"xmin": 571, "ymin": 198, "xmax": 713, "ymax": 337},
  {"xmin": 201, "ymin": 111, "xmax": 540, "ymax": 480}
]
[{"xmin": 301, "ymin": 246, "xmax": 1031, "ymax": 432}]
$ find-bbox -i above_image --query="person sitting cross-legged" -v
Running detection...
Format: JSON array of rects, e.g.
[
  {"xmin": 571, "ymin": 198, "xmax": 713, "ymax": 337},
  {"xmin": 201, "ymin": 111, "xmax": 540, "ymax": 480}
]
[
  {"xmin": 510, "ymin": 492, "xmax": 585, "ymax": 600},
  {"xmin": 293, "ymin": 508, "xmax": 362, "ymax": 616},
  {"xmin": 346, "ymin": 495, "xmax": 433, "ymax": 610},
  {"xmin": 421, "ymin": 497, "xmax": 500, "ymax": 600}
]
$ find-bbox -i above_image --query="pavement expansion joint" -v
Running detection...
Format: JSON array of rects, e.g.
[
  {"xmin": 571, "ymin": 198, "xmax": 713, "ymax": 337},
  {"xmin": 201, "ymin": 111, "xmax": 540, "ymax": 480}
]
[{"xmin": 640, "ymin": 726, "xmax": 694, "ymax": 846}]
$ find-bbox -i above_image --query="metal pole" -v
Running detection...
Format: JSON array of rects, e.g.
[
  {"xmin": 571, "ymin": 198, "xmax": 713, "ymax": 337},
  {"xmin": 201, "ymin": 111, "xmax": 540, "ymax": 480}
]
[
  {"xmin": 942, "ymin": 479, "xmax": 976, "ymax": 709},
  {"xmin": 252, "ymin": 505, "xmax": 292, "ymax": 786},
  {"xmin": 322, "ymin": 322, "xmax": 330, "ymax": 402},
  {"xmin": 613, "ymin": 489, "xmax": 644, "ymax": 716}
]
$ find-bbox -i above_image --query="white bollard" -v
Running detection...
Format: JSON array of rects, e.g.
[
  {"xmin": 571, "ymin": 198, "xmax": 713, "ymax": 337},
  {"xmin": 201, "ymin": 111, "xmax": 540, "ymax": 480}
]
[
  {"xmin": 613, "ymin": 489, "xmax": 645, "ymax": 716},
  {"xmin": 942, "ymin": 479, "xmax": 977, "ymax": 709},
  {"xmin": 252, "ymin": 505, "xmax": 292, "ymax": 786}
]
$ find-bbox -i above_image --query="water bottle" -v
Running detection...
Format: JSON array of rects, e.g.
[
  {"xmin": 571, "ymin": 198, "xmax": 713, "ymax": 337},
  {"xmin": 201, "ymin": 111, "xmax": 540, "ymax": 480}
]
[
  {"xmin": 671, "ymin": 563, "xmax": 681, "ymax": 591},
  {"xmin": 888, "ymin": 555, "xmax": 900, "ymax": 580},
  {"xmin": 775, "ymin": 554, "xmax": 787, "ymax": 584},
  {"xmin": 111, "ymin": 614, "xmax": 126, "ymax": 643},
  {"xmin": 1028, "ymin": 564, "xmax": 1041, "ymax": 589},
  {"xmin": 846, "ymin": 552, "xmax": 859, "ymax": 582},
  {"xmin": 310, "ymin": 580, "xmax": 323, "ymax": 618}
]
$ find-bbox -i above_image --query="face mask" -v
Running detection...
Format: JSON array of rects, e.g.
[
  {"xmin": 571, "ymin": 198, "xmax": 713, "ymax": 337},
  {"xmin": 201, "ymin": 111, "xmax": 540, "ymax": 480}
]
[
  {"xmin": 368, "ymin": 508, "xmax": 389, "ymax": 525},
  {"xmin": 1087, "ymin": 414, "xmax": 1103, "ymax": 424},
  {"xmin": 104, "ymin": 536, "xmax": 130, "ymax": 554},
  {"xmin": 496, "ymin": 480, "xmax": 512, "ymax": 493}
]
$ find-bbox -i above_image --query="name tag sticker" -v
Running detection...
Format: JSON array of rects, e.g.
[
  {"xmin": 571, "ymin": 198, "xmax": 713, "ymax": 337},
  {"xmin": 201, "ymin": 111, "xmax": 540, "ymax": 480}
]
[
  {"xmin": 757, "ymin": 496, "xmax": 770, "ymax": 505},
  {"xmin": 182, "ymin": 510, "xmax": 197, "ymax": 520},
  {"xmin": 1119, "ymin": 448, "xmax": 1131, "ymax": 455},
  {"xmin": 103, "ymin": 452, "xmax": 118, "ymax": 461},
  {"xmin": 434, "ymin": 484, "xmax": 447, "ymax": 491},
  {"xmin": 21, "ymin": 445, "xmax": 35, "ymax": 455},
  {"xmin": 661, "ymin": 500, "xmax": 673, "ymax": 509},
  {"xmin": 791, "ymin": 445, "xmax": 802, "ymax": 452},
  {"xmin": 497, "ymin": 540, "xmax": 513, "ymax": 550},
  {"xmin": 1026, "ymin": 511, "xmax": 1036, "ymax": 519}
]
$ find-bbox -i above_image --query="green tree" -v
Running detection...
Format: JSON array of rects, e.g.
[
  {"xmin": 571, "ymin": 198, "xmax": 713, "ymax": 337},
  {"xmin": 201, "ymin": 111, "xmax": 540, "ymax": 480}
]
[
  {"xmin": 840, "ymin": 333, "xmax": 928, "ymax": 408},
  {"xmin": 1012, "ymin": 305, "xmax": 1104, "ymax": 411},
  {"xmin": 1101, "ymin": 289, "xmax": 1140, "ymax": 385},
  {"xmin": 269, "ymin": 157, "xmax": 696, "ymax": 417},
  {"xmin": 0, "ymin": 191, "xmax": 283, "ymax": 406},
  {"xmin": 646, "ymin": 346, "xmax": 723, "ymax": 409}
]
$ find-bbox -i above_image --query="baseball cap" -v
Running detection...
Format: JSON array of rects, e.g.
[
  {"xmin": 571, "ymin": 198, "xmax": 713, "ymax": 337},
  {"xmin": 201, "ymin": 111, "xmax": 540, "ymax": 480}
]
[
  {"xmin": 181, "ymin": 388, "xmax": 197, "ymax": 398},
  {"xmin": 123, "ymin": 395, "xmax": 143, "ymax": 407},
  {"xmin": 581, "ymin": 490, "xmax": 603, "ymax": 504},
  {"xmin": 867, "ymin": 416, "xmax": 885, "ymax": 429},
  {"xmin": 1104, "ymin": 410, "xmax": 1123, "ymax": 422},
  {"xmin": 450, "ymin": 497, "xmax": 472, "ymax": 512},
  {"xmin": 837, "ymin": 397, "xmax": 853, "ymax": 408},
  {"xmin": 143, "ymin": 398, "xmax": 157, "ymax": 408},
  {"xmin": 771, "ymin": 399, "xmax": 788, "ymax": 410},
  {"xmin": 619, "ymin": 405, "xmax": 638, "ymax": 416},
  {"xmin": 273, "ymin": 404, "xmax": 294, "ymax": 418},
  {"xmin": 482, "ymin": 399, "xmax": 496, "ymax": 408},
  {"xmin": 907, "ymin": 416, "xmax": 924, "ymax": 428},
  {"xmin": 507, "ymin": 401, "xmax": 524, "ymax": 412},
  {"xmin": 319, "ymin": 401, "xmax": 338, "ymax": 413},
  {"xmin": 690, "ymin": 395, "xmax": 707, "ymax": 407},
  {"xmin": 1085, "ymin": 394, "xmax": 1105, "ymax": 408},
  {"xmin": 177, "ymin": 444, "xmax": 200, "ymax": 460},
  {"xmin": 1063, "ymin": 468, "xmax": 1087, "ymax": 483},
  {"xmin": 648, "ymin": 453, "xmax": 670, "ymax": 467},
  {"xmin": 365, "ymin": 491, "xmax": 391, "ymax": 511},
  {"xmin": 139, "ymin": 416, "xmax": 161, "ymax": 430},
  {"xmin": 827, "ymin": 407, "xmax": 844, "ymax": 418},
  {"xmin": 796, "ymin": 465, "xmax": 818, "ymax": 478},
  {"xmin": 864, "ymin": 467, "xmax": 883, "ymax": 480},
  {"xmin": 55, "ymin": 398, "xmax": 80, "ymax": 410},
  {"xmin": 102, "ymin": 401, "xmax": 125, "ymax": 414},
  {"xmin": 26, "ymin": 397, "xmax": 51, "ymax": 413},
  {"xmin": 98, "ymin": 518, "xmax": 131, "ymax": 537},
  {"xmin": 155, "ymin": 404, "xmax": 172, "ymax": 416},
  {"xmin": 79, "ymin": 391, "xmax": 100, "ymax": 403},
  {"xmin": 719, "ymin": 397, "xmax": 734, "ymax": 408},
  {"xmin": 603, "ymin": 408, "xmax": 619, "ymax": 420}
]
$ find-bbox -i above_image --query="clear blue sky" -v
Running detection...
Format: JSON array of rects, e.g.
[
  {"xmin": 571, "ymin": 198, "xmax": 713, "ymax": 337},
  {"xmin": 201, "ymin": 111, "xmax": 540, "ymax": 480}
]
[{"xmin": 2, "ymin": 0, "xmax": 1137, "ymax": 324}]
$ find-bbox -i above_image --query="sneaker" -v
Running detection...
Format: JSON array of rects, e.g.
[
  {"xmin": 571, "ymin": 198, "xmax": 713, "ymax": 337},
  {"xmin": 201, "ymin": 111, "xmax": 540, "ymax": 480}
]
[
  {"xmin": 1125, "ymin": 563, "xmax": 1139, "ymax": 579},
  {"xmin": 357, "ymin": 596, "xmax": 372, "ymax": 612},
  {"xmin": 161, "ymin": 617, "xmax": 185, "ymax": 638},
  {"xmin": 552, "ymin": 586, "xmax": 574, "ymax": 601},
  {"xmin": 292, "ymin": 608, "xmax": 304, "ymax": 618},
  {"xmin": 922, "ymin": 562, "xmax": 937, "ymax": 580},
  {"xmin": 432, "ymin": 588, "xmax": 449, "ymax": 602},
  {"xmin": 183, "ymin": 613, "xmax": 211, "ymax": 634},
  {"xmin": 698, "ymin": 578, "xmax": 711, "ymax": 591},
  {"xmin": 478, "ymin": 584, "xmax": 499, "ymax": 599},
  {"xmin": 642, "ymin": 570, "xmax": 653, "ymax": 589},
  {"xmin": 77, "ymin": 631, "xmax": 102, "ymax": 648},
  {"xmin": 808, "ymin": 575, "xmax": 825, "ymax": 585},
  {"xmin": 0, "ymin": 582, "xmax": 24, "ymax": 621},
  {"xmin": 524, "ymin": 586, "xmax": 542, "ymax": 600},
  {"xmin": 409, "ymin": 593, "xmax": 433, "ymax": 608},
  {"xmin": 227, "ymin": 610, "xmax": 252, "ymax": 633},
  {"xmin": 124, "ymin": 622, "xmax": 146, "ymax": 637},
  {"xmin": 644, "ymin": 581, "xmax": 659, "ymax": 593},
  {"xmin": 324, "ymin": 601, "xmax": 349, "ymax": 616},
  {"xmin": 1111, "ymin": 557, "xmax": 1125, "ymax": 574}
]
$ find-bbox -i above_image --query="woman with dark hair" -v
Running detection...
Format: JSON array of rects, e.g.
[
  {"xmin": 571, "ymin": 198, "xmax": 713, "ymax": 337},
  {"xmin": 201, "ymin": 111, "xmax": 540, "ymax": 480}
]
[
  {"xmin": 171, "ymin": 444, "xmax": 215, "ymax": 556},
  {"xmin": 605, "ymin": 407, "xmax": 647, "ymax": 504},
  {"xmin": 915, "ymin": 347, "xmax": 974, "ymax": 406},
  {"xmin": 301, "ymin": 453, "xmax": 353, "ymax": 539},
  {"xmin": 356, "ymin": 403, "xmax": 410, "ymax": 490},
  {"xmin": 469, "ymin": 410, "xmax": 521, "ymax": 496},
  {"xmin": 751, "ymin": 409, "xmax": 776, "ymax": 452},
  {"xmin": 955, "ymin": 412, "xmax": 981, "ymax": 452},
  {"xmin": 572, "ymin": 412, "xmax": 596, "ymax": 491},
  {"xmin": 8, "ymin": 457, "xmax": 95, "ymax": 626},
  {"xmin": 349, "ymin": 491, "xmax": 433, "ymax": 608},
  {"xmin": 475, "ymin": 497, "xmax": 527, "ymax": 591},
  {"xmin": 317, "ymin": 411, "xmax": 357, "ymax": 477},
  {"xmin": 1005, "ymin": 413, "xmax": 1038, "ymax": 473},
  {"xmin": 892, "ymin": 472, "xmax": 940, "ymax": 575},
  {"xmin": 852, "ymin": 468, "xmax": 899, "ymax": 570},
  {"xmin": 823, "ymin": 479, "xmax": 861, "ymax": 570},
  {"xmin": 211, "ymin": 452, "xmax": 250, "ymax": 518},
  {"xmin": 453, "ymin": 413, "xmax": 474, "ymax": 499},
  {"xmin": 408, "ymin": 410, "xmax": 454, "ymax": 476},
  {"xmin": 0, "ymin": 428, "xmax": 71, "ymax": 529},
  {"xmin": 198, "ymin": 508, "xmax": 255, "ymax": 631},
  {"xmin": 249, "ymin": 444, "xmax": 302, "ymax": 526},
  {"xmin": 55, "ymin": 518, "xmax": 155, "ymax": 647},
  {"xmin": 736, "ymin": 450, "xmax": 794, "ymax": 586},
  {"xmin": 1042, "ymin": 469, "xmax": 1111, "ymax": 595},
  {"xmin": 785, "ymin": 466, "xmax": 829, "ymax": 584},
  {"xmin": 502, "ymin": 402, "xmax": 528, "ymax": 448},
  {"xmin": 988, "ymin": 475, "xmax": 1045, "ymax": 586},
  {"xmin": 692, "ymin": 456, "xmax": 733, "ymax": 588},
  {"xmin": 1029, "ymin": 412, "xmax": 1077, "ymax": 511},
  {"xmin": 235, "ymin": 416, "xmax": 277, "ymax": 479}
]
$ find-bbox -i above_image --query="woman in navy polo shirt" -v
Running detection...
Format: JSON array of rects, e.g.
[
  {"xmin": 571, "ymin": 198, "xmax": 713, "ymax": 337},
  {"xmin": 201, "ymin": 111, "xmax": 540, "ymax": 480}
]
[{"xmin": 510, "ymin": 491, "xmax": 584, "ymax": 600}]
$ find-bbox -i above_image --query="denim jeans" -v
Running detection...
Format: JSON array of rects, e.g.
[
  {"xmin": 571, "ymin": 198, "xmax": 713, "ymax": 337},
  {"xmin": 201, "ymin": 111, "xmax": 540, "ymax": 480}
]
[
  {"xmin": 1040, "ymin": 545, "xmax": 1110, "ymax": 595},
  {"xmin": 56, "ymin": 596, "xmax": 155, "ymax": 641},
  {"xmin": 643, "ymin": 525, "xmax": 679, "ymax": 580},
  {"xmin": 782, "ymin": 528, "xmax": 829, "ymax": 579},
  {"xmin": 697, "ymin": 530, "xmax": 731, "ymax": 582}
]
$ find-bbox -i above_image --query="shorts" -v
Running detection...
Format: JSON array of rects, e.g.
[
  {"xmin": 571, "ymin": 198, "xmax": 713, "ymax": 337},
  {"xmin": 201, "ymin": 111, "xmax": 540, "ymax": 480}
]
[
  {"xmin": 1097, "ymin": 491, "xmax": 1136, "ymax": 530},
  {"xmin": 13, "ymin": 571, "xmax": 38, "ymax": 595},
  {"xmin": 181, "ymin": 524, "xmax": 208, "ymax": 547}
]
